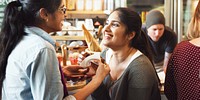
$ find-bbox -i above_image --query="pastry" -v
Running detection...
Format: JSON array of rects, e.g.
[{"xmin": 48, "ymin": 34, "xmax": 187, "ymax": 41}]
[{"xmin": 82, "ymin": 24, "xmax": 101, "ymax": 52}]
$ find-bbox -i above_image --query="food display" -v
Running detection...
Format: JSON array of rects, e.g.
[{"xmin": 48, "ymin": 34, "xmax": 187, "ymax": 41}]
[
  {"xmin": 68, "ymin": 52, "xmax": 79, "ymax": 65},
  {"xmin": 55, "ymin": 24, "xmax": 103, "ymax": 91}
]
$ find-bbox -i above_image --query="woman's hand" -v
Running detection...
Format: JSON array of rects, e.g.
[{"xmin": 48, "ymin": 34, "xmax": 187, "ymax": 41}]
[
  {"xmin": 93, "ymin": 61, "xmax": 110, "ymax": 82},
  {"xmin": 78, "ymin": 51, "xmax": 100, "ymax": 77},
  {"xmin": 77, "ymin": 51, "xmax": 91, "ymax": 65},
  {"xmin": 62, "ymin": 65, "xmax": 89, "ymax": 81}
]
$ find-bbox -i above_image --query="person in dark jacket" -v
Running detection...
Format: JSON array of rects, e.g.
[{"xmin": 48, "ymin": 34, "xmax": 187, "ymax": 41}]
[{"xmin": 142, "ymin": 10, "xmax": 177, "ymax": 84}]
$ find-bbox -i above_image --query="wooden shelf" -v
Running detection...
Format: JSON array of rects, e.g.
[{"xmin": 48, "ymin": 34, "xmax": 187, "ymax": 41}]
[
  {"xmin": 66, "ymin": 10, "xmax": 109, "ymax": 19},
  {"xmin": 51, "ymin": 36, "xmax": 85, "ymax": 41},
  {"xmin": 67, "ymin": 10, "xmax": 106, "ymax": 15},
  {"xmin": 62, "ymin": 29, "xmax": 94, "ymax": 31}
]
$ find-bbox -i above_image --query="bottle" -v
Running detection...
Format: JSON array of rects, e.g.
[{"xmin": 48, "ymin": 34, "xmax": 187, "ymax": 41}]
[
  {"xmin": 93, "ymin": 0, "xmax": 103, "ymax": 11},
  {"xmin": 107, "ymin": 0, "xmax": 114, "ymax": 11},
  {"xmin": 120, "ymin": 0, "xmax": 127, "ymax": 7},
  {"xmin": 85, "ymin": 0, "xmax": 93, "ymax": 11},
  {"xmin": 76, "ymin": 0, "xmax": 84, "ymax": 11},
  {"xmin": 141, "ymin": 11, "xmax": 146, "ymax": 23},
  {"xmin": 104, "ymin": 0, "xmax": 107, "ymax": 10},
  {"xmin": 66, "ymin": 0, "xmax": 76, "ymax": 11},
  {"xmin": 115, "ymin": 0, "xmax": 120, "ymax": 8}
]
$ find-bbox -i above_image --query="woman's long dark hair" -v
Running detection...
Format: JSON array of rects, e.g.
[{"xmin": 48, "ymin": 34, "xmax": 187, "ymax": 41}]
[
  {"xmin": 0, "ymin": 0, "xmax": 61, "ymax": 99},
  {"xmin": 112, "ymin": 7, "xmax": 153, "ymax": 62},
  {"xmin": 112, "ymin": 8, "xmax": 161, "ymax": 86}
]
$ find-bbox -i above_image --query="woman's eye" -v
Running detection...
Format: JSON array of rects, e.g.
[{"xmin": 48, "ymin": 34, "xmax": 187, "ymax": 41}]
[
  {"xmin": 104, "ymin": 22, "xmax": 120, "ymax": 27},
  {"xmin": 111, "ymin": 23, "xmax": 119, "ymax": 27}
]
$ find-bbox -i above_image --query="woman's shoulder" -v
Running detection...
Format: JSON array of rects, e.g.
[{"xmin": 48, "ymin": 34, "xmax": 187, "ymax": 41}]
[
  {"xmin": 131, "ymin": 54, "xmax": 151, "ymax": 65},
  {"xmin": 173, "ymin": 40, "xmax": 200, "ymax": 55},
  {"xmin": 125, "ymin": 54, "xmax": 159, "ymax": 85},
  {"xmin": 24, "ymin": 34, "xmax": 55, "ymax": 51},
  {"xmin": 189, "ymin": 37, "xmax": 200, "ymax": 47},
  {"xmin": 128, "ymin": 54, "xmax": 157, "ymax": 77},
  {"xmin": 174, "ymin": 40, "xmax": 191, "ymax": 50}
]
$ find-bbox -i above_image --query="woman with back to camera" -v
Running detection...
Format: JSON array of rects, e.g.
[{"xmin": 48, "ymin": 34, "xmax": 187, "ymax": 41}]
[
  {"xmin": 0, "ymin": 0, "xmax": 110, "ymax": 100},
  {"xmin": 90, "ymin": 7, "xmax": 161, "ymax": 100},
  {"xmin": 164, "ymin": 1, "xmax": 200, "ymax": 100}
]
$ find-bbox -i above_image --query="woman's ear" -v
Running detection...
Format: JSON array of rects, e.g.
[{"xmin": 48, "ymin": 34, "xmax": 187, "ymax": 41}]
[
  {"xmin": 39, "ymin": 8, "xmax": 49, "ymax": 22},
  {"xmin": 128, "ymin": 31, "xmax": 135, "ymax": 40}
]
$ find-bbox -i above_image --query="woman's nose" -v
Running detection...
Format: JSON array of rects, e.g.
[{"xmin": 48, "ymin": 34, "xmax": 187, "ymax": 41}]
[{"xmin": 103, "ymin": 25, "xmax": 111, "ymax": 32}]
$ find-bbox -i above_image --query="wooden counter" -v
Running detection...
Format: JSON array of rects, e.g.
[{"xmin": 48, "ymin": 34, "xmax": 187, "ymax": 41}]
[
  {"xmin": 66, "ymin": 80, "xmax": 86, "ymax": 91},
  {"xmin": 51, "ymin": 36, "xmax": 85, "ymax": 41}
]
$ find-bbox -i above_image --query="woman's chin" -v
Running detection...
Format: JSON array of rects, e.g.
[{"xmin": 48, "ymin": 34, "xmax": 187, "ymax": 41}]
[{"xmin": 56, "ymin": 28, "xmax": 62, "ymax": 32}]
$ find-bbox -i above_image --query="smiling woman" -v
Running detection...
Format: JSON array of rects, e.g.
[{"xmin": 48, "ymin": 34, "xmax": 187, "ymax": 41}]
[
  {"xmin": 91, "ymin": 7, "xmax": 161, "ymax": 100},
  {"xmin": 0, "ymin": 0, "xmax": 65, "ymax": 99},
  {"xmin": 0, "ymin": 0, "xmax": 110, "ymax": 100}
]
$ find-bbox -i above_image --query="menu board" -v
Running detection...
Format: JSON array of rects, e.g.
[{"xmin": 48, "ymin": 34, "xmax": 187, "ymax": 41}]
[{"xmin": 0, "ymin": 0, "xmax": 15, "ymax": 27}]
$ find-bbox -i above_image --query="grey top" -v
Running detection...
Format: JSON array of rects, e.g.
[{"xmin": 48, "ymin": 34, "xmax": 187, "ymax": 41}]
[{"xmin": 91, "ymin": 49, "xmax": 161, "ymax": 100}]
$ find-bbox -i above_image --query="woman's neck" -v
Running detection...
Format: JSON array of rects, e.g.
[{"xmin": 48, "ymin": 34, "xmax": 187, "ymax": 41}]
[
  {"xmin": 108, "ymin": 47, "xmax": 137, "ymax": 81},
  {"xmin": 111, "ymin": 47, "xmax": 136, "ymax": 64},
  {"xmin": 189, "ymin": 37, "xmax": 200, "ymax": 47}
]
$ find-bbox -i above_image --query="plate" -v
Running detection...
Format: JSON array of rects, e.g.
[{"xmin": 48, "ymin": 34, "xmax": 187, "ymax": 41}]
[{"xmin": 79, "ymin": 52, "xmax": 101, "ymax": 67}]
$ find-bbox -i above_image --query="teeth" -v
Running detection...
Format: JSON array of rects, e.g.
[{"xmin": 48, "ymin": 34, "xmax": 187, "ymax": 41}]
[{"xmin": 104, "ymin": 34, "xmax": 110, "ymax": 37}]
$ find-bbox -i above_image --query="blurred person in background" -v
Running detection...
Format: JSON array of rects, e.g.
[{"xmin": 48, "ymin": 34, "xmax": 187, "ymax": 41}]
[
  {"xmin": 0, "ymin": 0, "xmax": 110, "ymax": 100},
  {"xmin": 142, "ymin": 10, "xmax": 177, "ymax": 74},
  {"xmin": 142, "ymin": 10, "xmax": 177, "ymax": 85},
  {"xmin": 164, "ymin": 1, "xmax": 200, "ymax": 100},
  {"xmin": 89, "ymin": 7, "xmax": 161, "ymax": 100}
]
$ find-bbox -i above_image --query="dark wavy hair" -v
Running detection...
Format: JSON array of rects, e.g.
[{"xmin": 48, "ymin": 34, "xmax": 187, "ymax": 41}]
[
  {"xmin": 0, "ymin": 0, "xmax": 62, "ymax": 98},
  {"xmin": 111, "ymin": 7, "xmax": 153, "ymax": 62}
]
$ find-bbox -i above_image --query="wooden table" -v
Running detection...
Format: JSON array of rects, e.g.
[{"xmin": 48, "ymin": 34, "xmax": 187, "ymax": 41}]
[{"xmin": 66, "ymin": 80, "xmax": 86, "ymax": 91}]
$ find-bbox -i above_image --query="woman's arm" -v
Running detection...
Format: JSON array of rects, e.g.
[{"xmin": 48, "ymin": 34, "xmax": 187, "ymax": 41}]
[{"xmin": 64, "ymin": 62, "xmax": 110, "ymax": 100}]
